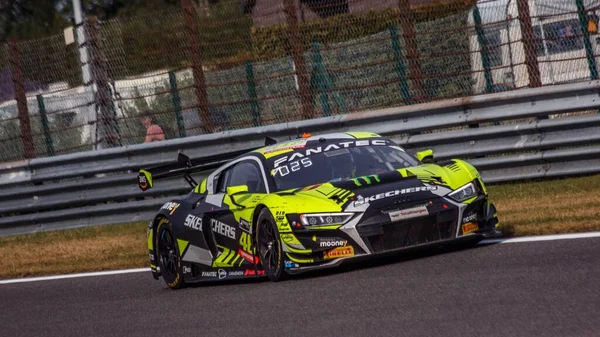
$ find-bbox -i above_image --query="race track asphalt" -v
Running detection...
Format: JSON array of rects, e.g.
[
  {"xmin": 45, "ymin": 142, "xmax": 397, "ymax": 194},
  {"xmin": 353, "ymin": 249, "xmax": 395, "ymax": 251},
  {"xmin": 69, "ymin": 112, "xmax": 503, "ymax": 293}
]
[{"xmin": 1, "ymin": 237, "xmax": 599, "ymax": 337}]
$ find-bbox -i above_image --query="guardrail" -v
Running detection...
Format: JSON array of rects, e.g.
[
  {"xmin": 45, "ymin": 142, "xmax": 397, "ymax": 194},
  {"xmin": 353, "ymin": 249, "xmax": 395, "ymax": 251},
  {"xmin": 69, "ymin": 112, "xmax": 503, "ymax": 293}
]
[{"xmin": 1, "ymin": 80, "xmax": 600, "ymax": 237}]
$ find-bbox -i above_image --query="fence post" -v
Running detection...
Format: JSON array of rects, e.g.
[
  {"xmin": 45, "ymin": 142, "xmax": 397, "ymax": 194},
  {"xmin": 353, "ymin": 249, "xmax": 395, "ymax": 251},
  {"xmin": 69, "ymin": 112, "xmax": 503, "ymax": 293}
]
[
  {"xmin": 182, "ymin": 0, "xmax": 213, "ymax": 133},
  {"xmin": 576, "ymin": 0, "xmax": 598, "ymax": 80},
  {"xmin": 398, "ymin": 0, "xmax": 425, "ymax": 103},
  {"xmin": 283, "ymin": 0, "xmax": 314, "ymax": 120},
  {"xmin": 36, "ymin": 94, "xmax": 55, "ymax": 157},
  {"xmin": 311, "ymin": 42, "xmax": 331, "ymax": 117},
  {"xmin": 8, "ymin": 38, "xmax": 35, "ymax": 159},
  {"xmin": 389, "ymin": 26, "xmax": 412, "ymax": 105},
  {"xmin": 245, "ymin": 61, "xmax": 261, "ymax": 127},
  {"xmin": 168, "ymin": 71, "xmax": 186, "ymax": 138},
  {"xmin": 516, "ymin": 0, "xmax": 541, "ymax": 87},
  {"xmin": 473, "ymin": 5, "xmax": 494, "ymax": 93},
  {"xmin": 87, "ymin": 16, "xmax": 121, "ymax": 148}
]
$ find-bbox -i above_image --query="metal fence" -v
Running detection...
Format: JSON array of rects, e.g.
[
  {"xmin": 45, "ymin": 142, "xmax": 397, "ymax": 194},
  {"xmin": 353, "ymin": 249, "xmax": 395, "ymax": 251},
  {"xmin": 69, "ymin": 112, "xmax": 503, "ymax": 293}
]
[
  {"xmin": 1, "ymin": 80, "xmax": 599, "ymax": 237},
  {"xmin": 2, "ymin": 0, "xmax": 600, "ymax": 162}
]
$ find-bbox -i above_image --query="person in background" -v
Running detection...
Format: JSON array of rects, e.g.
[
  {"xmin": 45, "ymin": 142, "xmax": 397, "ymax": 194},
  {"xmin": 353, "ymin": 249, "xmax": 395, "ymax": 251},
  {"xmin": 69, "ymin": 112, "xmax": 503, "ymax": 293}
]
[{"xmin": 140, "ymin": 110, "xmax": 165, "ymax": 143}]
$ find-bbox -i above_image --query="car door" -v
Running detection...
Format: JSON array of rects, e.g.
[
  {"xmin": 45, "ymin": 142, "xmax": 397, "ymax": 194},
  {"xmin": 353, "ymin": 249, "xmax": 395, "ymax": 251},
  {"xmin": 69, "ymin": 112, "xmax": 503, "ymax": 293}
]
[{"xmin": 206, "ymin": 158, "xmax": 269, "ymax": 268}]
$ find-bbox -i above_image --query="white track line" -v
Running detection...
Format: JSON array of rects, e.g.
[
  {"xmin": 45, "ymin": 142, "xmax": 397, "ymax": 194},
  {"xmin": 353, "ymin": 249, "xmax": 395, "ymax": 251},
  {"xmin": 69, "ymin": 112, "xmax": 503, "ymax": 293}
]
[
  {"xmin": 479, "ymin": 231, "xmax": 600, "ymax": 245},
  {"xmin": 0, "ymin": 268, "xmax": 150, "ymax": 285},
  {"xmin": 2, "ymin": 232, "xmax": 600, "ymax": 285}
]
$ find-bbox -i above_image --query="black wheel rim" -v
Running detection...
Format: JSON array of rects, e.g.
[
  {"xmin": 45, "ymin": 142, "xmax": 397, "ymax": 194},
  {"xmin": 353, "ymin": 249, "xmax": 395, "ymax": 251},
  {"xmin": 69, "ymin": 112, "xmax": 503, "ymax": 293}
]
[
  {"xmin": 258, "ymin": 219, "xmax": 280, "ymax": 273},
  {"xmin": 158, "ymin": 228, "xmax": 178, "ymax": 277}
]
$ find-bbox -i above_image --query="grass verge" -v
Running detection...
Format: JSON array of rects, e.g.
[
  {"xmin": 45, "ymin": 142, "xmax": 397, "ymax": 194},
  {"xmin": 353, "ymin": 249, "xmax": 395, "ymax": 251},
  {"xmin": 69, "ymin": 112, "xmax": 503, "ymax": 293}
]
[
  {"xmin": 0, "ymin": 222, "xmax": 148, "ymax": 280},
  {"xmin": 488, "ymin": 174, "xmax": 600, "ymax": 236},
  {"xmin": 1, "ymin": 174, "xmax": 599, "ymax": 279}
]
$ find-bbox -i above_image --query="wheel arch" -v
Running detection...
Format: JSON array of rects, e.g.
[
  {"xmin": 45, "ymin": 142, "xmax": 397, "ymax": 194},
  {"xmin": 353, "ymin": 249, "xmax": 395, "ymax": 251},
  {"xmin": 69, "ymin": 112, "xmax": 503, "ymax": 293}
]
[
  {"xmin": 252, "ymin": 204, "xmax": 268, "ymax": 243},
  {"xmin": 152, "ymin": 215, "xmax": 187, "ymax": 289},
  {"xmin": 251, "ymin": 203, "xmax": 288, "ymax": 281},
  {"xmin": 148, "ymin": 212, "xmax": 177, "ymax": 279},
  {"xmin": 149, "ymin": 212, "xmax": 176, "ymax": 249}
]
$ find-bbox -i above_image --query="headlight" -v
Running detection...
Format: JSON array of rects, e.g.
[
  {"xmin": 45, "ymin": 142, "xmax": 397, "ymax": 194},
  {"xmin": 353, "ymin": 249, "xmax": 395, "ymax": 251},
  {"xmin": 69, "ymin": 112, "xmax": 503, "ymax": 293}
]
[
  {"xmin": 448, "ymin": 182, "xmax": 477, "ymax": 202},
  {"xmin": 299, "ymin": 213, "xmax": 354, "ymax": 226}
]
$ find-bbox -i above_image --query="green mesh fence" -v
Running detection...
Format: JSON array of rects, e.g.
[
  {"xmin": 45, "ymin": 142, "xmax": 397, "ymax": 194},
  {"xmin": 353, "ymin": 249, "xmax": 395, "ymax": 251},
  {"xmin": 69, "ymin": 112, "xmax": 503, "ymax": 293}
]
[{"xmin": 1, "ymin": 0, "xmax": 600, "ymax": 162}]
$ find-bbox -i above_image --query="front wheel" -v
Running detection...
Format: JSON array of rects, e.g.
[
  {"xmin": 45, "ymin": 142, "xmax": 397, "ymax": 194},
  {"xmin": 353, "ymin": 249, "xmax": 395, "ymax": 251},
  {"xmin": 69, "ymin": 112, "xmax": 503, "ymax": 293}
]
[
  {"xmin": 255, "ymin": 208, "xmax": 287, "ymax": 282},
  {"xmin": 156, "ymin": 218, "xmax": 186, "ymax": 289}
]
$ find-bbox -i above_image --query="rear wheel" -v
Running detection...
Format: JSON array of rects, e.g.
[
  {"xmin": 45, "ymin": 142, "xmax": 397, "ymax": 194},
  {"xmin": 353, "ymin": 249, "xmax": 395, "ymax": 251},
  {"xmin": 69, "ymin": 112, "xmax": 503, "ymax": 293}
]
[
  {"xmin": 255, "ymin": 208, "xmax": 287, "ymax": 282},
  {"xmin": 156, "ymin": 218, "xmax": 186, "ymax": 289}
]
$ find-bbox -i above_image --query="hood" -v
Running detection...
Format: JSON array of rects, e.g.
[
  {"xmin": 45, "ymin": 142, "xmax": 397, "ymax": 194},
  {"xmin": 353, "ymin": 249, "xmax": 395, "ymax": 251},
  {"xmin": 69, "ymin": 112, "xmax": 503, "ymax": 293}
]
[
  {"xmin": 276, "ymin": 161, "xmax": 477, "ymax": 210},
  {"xmin": 329, "ymin": 161, "xmax": 475, "ymax": 192},
  {"xmin": 396, "ymin": 162, "xmax": 476, "ymax": 190}
]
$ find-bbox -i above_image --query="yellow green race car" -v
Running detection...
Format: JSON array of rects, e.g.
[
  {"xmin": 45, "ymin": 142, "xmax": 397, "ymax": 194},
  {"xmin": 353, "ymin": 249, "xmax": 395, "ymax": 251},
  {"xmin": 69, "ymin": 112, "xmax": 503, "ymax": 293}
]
[{"xmin": 138, "ymin": 131, "xmax": 500, "ymax": 289}]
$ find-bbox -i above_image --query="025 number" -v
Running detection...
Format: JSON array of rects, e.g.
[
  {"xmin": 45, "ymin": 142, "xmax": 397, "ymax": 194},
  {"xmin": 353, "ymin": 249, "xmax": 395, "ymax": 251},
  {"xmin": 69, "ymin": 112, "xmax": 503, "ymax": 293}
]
[{"xmin": 275, "ymin": 158, "xmax": 312, "ymax": 177}]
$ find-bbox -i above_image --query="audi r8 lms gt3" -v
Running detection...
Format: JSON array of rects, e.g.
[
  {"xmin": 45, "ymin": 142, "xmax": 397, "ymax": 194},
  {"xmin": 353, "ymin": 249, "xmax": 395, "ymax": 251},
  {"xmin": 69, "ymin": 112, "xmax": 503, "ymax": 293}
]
[{"xmin": 138, "ymin": 131, "xmax": 500, "ymax": 289}]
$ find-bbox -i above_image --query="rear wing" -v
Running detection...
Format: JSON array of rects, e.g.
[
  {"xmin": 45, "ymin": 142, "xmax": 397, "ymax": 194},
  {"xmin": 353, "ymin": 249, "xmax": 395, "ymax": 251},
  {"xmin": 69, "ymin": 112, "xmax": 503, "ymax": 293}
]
[
  {"xmin": 136, "ymin": 135, "xmax": 298, "ymax": 191},
  {"xmin": 137, "ymin": 150, "xmax": 249, "ymax": 191}
]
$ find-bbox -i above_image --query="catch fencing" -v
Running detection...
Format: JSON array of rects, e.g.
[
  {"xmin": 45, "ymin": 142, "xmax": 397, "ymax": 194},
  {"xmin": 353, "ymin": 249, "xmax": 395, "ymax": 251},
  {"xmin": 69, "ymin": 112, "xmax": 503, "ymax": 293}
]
[
  {"xmin": 0, "ymin": 80, "xmax": 599, "ymax": 236},
  {"xmin": 2, "ymin": 0, "xmax": 600, "ymax": 162}
]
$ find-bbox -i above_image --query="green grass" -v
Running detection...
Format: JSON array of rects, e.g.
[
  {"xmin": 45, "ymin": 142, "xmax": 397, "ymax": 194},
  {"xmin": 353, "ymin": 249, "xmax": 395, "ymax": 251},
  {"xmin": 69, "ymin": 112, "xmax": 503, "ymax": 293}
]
[
  {"xmin": 0, "ymin": 222, "xmax": 148, "ymax": 279},
  {"xmin": 0, "ymin": 174, "xmax": 599, "ymax": 280},
  {"xmin": 487, "ymin": 174, "xmax": 600, "ymax": 237}
]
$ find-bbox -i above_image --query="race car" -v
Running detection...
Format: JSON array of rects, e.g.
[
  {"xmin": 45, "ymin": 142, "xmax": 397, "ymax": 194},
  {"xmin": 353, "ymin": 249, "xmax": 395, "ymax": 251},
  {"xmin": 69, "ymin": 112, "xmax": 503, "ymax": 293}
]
[{"xmin": 138, "ymin": 131, "xmax": 500, "ymax": 289}]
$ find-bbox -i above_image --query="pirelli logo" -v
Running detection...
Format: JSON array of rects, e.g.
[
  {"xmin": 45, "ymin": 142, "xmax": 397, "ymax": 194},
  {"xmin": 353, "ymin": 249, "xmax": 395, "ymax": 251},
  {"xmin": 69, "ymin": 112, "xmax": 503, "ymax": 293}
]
[{"xmin": 323, "ymin": 246, "xmax": 354, "ymax": 260}]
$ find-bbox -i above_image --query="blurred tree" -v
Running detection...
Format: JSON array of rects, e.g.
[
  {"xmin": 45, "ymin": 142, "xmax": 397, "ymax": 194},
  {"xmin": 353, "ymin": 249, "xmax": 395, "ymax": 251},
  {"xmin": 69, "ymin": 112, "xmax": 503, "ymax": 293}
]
[
  {"xmin": 56, "ymin": 0, "xmax": 179, "ymax": 22},
  {"xmin": 0, "ymin": 0, "xmax": 180, "ymax": 42},
  {"xmin": 301, "ymin": 0, "xmax": 349, "ymax": 18},
  {"xmin": 0, "ymin": 0, "xmax": 69, "ymax": 42},
  {"xmin": 241, "ymin": 0, "xmax": 349, "ymax": 17}
]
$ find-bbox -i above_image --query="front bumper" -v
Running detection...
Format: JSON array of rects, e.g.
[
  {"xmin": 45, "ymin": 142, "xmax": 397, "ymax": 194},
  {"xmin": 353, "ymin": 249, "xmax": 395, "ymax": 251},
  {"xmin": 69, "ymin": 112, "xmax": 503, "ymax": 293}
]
[{"xmin": 283, "ymin": 195, "xmax": 500, "ymax": 273}]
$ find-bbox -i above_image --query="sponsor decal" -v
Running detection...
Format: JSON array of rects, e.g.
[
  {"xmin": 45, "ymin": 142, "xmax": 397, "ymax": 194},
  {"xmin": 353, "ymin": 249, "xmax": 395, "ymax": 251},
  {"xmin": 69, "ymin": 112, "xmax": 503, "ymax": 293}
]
[
  {"xmin": 388, "ymin": 205, "xmax": 429, "ymax": 222},
  {"xmin": 353, "ymin": 186, "xmax": 438, "ymax": 206},
  {"xmin": 275, "ymin": 211, "xmax": 291, "ymax": 232},
  {"xmin": 284, "ymin": 260, "xmax": 299, "ymax": 269},
  {"xmin": 263, "ymin": 139, "xmax": 307, "ymax": 154},
  {"xmin": 202, "ymin": 271, "xmax": 217, "ymax": 277},
  {"xmin": 184, "ymin": 214, "xmax": 203, "ymax": 230},
  {"xmin": 149, "ymin": 253, "xmax": 154, "ymax": 261},
  {"xmin": 275, "ymin": 210, "xmax": 286, "ymax": 222},
  {"xmin": 211, "ymin": 219, "xmax": 236, "ymax": 239},
  {"xmin": 239, "ymin": 218, "xmax": 251, "ymax": 233},
  {"xmin": 317, "ymin": 238, "xmax": 348, "ymax": 248},
  {"xmin": 244, "ymin": 269, "xmax": 266, "ymax": 276},
  {"xmin": 462, "ymin": 222, "xmax": 478, "ymax": 234},
  {"xmin": 218, "ymin": 268, "xmax": 227, "ymax": 279},
  {"xmin": 273, "ymin": 139, "xmax": 387, "ymax": 167},
  {"xmin": 351, "ymin": 174, "xmax": 381, "ymax": 187},
  {"xmin": 238, "ymin": 248, "xmax": 260, "ymax": 264},
  {"xmin": 183, "ymin": 266, "xmax": 191, "ymax": 274},
  {"xmin": 324, "ymin": 246, "xmax": 355, "ymax": 260},
  {"xmin": 462, "ymin": 212, "xmax": 477, "ymax": 223},
  {"xmin": 228, "ymin": 270, "xmax": 245, "ymax": 277},
  {"xmin": 161, "ymin": 201, "xmax": 180, "ymax": 215}
]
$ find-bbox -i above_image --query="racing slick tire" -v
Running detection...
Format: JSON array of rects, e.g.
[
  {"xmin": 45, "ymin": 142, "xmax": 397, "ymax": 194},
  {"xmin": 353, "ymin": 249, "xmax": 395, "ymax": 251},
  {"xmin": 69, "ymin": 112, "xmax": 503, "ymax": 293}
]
[
  {"xmin": 255, "ymin": 207, "xmax": 288, "ymax": 282},
  {"xmin": 155, "ymin": 218, "xmax": 186, "ymax": 289}
]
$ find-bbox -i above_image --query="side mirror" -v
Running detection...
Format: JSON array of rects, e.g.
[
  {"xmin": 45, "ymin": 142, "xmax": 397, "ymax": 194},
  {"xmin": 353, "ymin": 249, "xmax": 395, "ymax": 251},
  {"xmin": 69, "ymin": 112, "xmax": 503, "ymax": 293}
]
[
  {"xmin": 227, "ymin": 185, "xmax": 249, "ymax": 196},
  {"xmin": 416, "ymin": 149, "xmax": 434, "ymax": 163},
  {"xmin": 226, "ymin": 185, "xmax": 249, "ymax": 208}
]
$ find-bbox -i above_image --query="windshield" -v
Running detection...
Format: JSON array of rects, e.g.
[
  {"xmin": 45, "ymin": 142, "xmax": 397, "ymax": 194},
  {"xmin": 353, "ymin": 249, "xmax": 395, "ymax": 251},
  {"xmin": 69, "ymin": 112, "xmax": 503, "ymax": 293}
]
[{"xmin": 268, "ymin": 143, "xmax": 420, "ymax": 191}]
